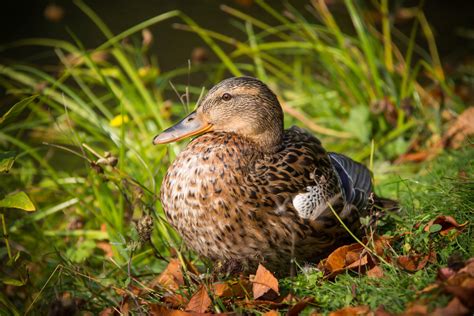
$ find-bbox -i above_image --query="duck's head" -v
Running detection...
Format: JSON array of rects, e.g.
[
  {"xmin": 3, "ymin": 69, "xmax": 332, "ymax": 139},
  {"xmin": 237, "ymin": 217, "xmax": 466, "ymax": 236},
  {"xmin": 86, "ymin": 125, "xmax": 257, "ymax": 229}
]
[{"xmin": 153, "ymin": 76, "xmax": 284, "ymax": 152}]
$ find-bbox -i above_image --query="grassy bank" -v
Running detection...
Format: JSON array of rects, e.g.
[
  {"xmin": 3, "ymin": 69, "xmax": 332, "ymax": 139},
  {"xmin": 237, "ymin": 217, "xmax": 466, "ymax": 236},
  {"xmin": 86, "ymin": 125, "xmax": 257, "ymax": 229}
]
[{"xmin": 0, "ymin": 0, "xmax": 472, "ymax": 314}]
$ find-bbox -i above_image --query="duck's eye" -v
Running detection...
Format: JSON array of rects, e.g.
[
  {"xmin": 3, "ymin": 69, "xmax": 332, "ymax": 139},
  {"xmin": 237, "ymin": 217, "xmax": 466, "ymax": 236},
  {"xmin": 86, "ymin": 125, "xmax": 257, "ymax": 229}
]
[{"xmin": 221, "ymin": 93, "xmax": 232, "ymax": 101}]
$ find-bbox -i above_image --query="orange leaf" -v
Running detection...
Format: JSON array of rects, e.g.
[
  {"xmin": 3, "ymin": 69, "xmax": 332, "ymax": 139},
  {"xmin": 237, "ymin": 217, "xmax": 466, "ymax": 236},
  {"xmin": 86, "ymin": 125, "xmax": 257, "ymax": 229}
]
[
  {"xmin": 326, "ymin": 244, "xmax": 364, "ymax": 272},
  {"xmin": 346, "ymin": 254, "xmax": 369, "ymax": 270},
  {"xmin": 373, "ymin": 236, "xmax": 392, "ymax": 256},
  {"xmin": 212, "ymin": 280, "xmax": 250, "ymax": 298},
  {"xmin": 150, "ymin": 259, "xmax": 184, "ymax": 291},
  {"xmin": 397, "ymin": 251, "xmax": 436, "ymax": 272},
  {"xmin": 423, "ymin": 215, "xmax": 468, "ymax": 237},
  {"xmin": 149, "ymin": 304, "xmax": 217, "ymax": 315},
  {"xmin": 252, "ymin": 264, "xmax": 279, "ymax": 299},
  {"xmin": 403, "ymin": 304, "xmax": 428, "ymax": 315},
  {"xmin": 367, "ymin": 266, "xmax": 384, "ymax": 278},
  {"xmin": 186, "ymin": 286, "xmax": 212, "ymax": 314},
  {"xmin": 329, "ymin": 305, "xmax": 370, "ymax": 316},
  {"xmin": 96, "ymin": 241, "xmax": 114, "ymax": 258},
  {"xmin": 163, "ymin": 293, "xmax": 187, "ymax": 308}
]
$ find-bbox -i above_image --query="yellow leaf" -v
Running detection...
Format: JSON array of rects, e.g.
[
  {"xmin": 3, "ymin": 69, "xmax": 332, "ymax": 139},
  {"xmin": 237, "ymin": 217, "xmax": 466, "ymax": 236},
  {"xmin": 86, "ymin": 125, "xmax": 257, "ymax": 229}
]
[
  {"xmin": 0, "ymin": 191, "xmax": 36, "ymax": 212},
  {"xmin": 110, "ymin": 114, "xmax": 129, "ymax": 127}
]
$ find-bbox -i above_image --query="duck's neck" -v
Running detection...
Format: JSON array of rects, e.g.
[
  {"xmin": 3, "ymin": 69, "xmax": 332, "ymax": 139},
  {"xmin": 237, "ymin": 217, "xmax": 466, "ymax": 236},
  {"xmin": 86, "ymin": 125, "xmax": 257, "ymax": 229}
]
[{"xmin": 246, "ymin": 129, "xmax": 282, "ymax": 154}]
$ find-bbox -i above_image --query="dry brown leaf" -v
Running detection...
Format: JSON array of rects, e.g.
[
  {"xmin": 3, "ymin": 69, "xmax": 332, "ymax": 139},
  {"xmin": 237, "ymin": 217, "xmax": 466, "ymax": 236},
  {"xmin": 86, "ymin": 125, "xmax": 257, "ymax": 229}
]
[
  {"xmin": 286, "ymin": 297, "xmax": 315, "ymax": 316},
  {"xmin": 329, "ymin": 305, "xmax": 370, "ymax": 316},
  {"xmin": 163, "ymin": 293, "xmax": 187, "ymax": 308},
  {"xmin": 367, "ymin": 266, "xmax": 384, "ymax": 278},
  {"xmin": 150, "ymin": 259, "xmax": 184, "ymax": 291},
  {"xmin": 372, "ymin": 236, "xmax": 392, "ymax": 257},
  {"xmin": 374, "ymin": 305, "xmax": 394, "ymax": 316},
  {"xmin": 238, "ymin": 298, "xmax": 285, "ymax": 309},
  {"xmin": 442, "ymin": 107, "xmax": 474, "ymax": 149},
  {"xmin": 395, "ymin": 150, "xmax": 437, "ymax": 164},
  {"xmin": 99, "ymin": 307, "xmax": 115, "ymax": 316},
  {"xmin": 424, "ymin": 215, "xmax": 468, "ymax": 237},
  {"xmin": 96, "ymin": 241, "xmax": 114, "ymax": 258},
  {"xmin": 186, "ymin": 286, "xmax": 212, "ymax": 314},
  {"xmin": 252, "ymin": 264, "xmax": 279, "ymax": 299},
  {"xmin": 403, "ymin": 303, "xmax": 428, "ymax": 315},
  {"xmin": 397, "ymin": 251, "xmax": 436, "ymax": 272},
  {"xmin": 432, "ymin": 297, "xmax": 470, "ymax": 316},
  {"xmin": 323, "ymin": 244, "xmax": 364, "ymax": 273},
  {"xmin": 149, "ymin": 304, "xmax": 217, "ymax": 315},
  {"xmin": 346, "ymin": 254, "xmax": 369, "ymax": 271},
  {"xmin": 212, "ymin": 280, "xmax": 250, "ymax": 299}
]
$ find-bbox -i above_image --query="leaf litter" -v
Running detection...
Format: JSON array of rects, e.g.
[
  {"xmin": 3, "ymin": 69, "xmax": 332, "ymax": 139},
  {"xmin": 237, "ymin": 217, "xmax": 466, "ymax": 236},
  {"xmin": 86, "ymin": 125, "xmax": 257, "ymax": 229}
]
[{"xmin": 102, "ymin": 214, "xmax": 471, "ymax": 315}]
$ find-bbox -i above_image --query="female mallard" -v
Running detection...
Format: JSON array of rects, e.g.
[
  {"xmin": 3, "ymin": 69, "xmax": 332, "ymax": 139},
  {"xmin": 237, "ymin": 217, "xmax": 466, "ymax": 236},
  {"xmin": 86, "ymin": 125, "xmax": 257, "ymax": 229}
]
[{"xmin": 154, "ymin": 77, "xmax": 383, "ymax": 274}]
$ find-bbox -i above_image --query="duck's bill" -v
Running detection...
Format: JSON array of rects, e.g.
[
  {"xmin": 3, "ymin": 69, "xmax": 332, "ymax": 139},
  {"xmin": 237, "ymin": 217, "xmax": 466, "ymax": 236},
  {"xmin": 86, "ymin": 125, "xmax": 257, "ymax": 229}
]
[{"xmin": 153, "ymin": 111, "xmax": 213, "ymax": 145}]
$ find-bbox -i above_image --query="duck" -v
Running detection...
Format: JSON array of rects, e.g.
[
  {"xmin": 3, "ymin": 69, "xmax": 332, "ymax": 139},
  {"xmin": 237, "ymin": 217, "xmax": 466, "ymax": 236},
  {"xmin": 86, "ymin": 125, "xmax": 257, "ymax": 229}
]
[{"xmin": 153, "ymin": 76, "xmax": 388, "ymax": 275}]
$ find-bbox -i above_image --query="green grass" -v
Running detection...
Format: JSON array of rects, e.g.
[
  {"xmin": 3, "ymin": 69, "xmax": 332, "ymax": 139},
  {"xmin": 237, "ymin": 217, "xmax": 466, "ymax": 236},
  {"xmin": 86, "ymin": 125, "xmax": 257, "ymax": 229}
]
[{"xmin": 0, "ymin": 0, "xmax": 472, "ymax": 314}]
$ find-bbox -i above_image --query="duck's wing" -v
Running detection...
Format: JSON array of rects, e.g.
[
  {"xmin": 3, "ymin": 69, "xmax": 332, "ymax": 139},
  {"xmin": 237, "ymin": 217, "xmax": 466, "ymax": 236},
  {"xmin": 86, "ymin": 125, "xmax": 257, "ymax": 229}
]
[{"xmin": 328, "ymin": 152, "xmax": 373, "ymax": 210}]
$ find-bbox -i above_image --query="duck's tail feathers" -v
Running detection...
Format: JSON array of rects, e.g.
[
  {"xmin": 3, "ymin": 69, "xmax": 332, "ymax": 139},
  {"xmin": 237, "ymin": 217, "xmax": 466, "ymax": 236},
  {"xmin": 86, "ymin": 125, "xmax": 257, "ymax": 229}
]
[{"xmin": 373, "ymin": 195, "xmax": 400, "ymax": 213}]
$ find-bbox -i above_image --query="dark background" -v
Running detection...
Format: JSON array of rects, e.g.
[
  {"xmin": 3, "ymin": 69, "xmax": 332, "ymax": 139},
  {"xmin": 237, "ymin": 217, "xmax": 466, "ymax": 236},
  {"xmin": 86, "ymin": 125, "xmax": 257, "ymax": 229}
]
[{"xmin": 0, "ymin": 0, "xmax": 473, "ymax": 72}]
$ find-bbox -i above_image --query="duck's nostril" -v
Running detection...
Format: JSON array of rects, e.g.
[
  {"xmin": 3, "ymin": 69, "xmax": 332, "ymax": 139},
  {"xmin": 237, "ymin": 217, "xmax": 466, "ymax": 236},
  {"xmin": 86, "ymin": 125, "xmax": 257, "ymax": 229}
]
[{"xmin": 188, "ymin": 117, "xmax": 194, "ymax": 122}]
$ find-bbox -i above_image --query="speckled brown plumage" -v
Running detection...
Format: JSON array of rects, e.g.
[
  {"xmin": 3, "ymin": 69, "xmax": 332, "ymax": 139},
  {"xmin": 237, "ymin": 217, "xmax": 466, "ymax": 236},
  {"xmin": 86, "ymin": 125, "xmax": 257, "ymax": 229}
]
[{"xmin": 155, "ymin": 77, "xmax": 376, "ymax": 275}]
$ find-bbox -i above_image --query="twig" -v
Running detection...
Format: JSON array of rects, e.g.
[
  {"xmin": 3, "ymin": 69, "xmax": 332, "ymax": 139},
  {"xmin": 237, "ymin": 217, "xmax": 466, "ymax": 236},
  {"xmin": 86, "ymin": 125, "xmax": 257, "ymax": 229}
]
[{"xmin": 280, "ymin": 101, "xmax": 354, "ymax": 139}]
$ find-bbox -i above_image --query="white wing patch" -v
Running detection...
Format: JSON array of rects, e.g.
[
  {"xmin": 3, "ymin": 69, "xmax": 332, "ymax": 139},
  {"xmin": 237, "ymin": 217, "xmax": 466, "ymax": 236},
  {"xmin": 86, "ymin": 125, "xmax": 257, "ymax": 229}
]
[{"xmin": 292, "ymin": 186, "xmax": 327, "ymax": 220}]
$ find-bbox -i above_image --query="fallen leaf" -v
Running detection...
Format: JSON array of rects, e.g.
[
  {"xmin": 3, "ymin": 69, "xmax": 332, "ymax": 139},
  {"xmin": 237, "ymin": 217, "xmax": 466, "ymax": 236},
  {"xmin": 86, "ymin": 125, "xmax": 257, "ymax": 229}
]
[
  {"xmin": 373, "ymin": 236, "xmax": 392, "ymax": 257},
  {"xmin": 367, "ymin": 266, "xmax": 384, "ymax": 278},
  {"xmin": 395, "ymin": 150, "xmax": 436, "ymax": 164},
  {"xmin": 149, "ymin": 304, "xmax": 216, "ymax": 315},
  {"xmin": 424, "ymin": 216, "xmax": 468, "ymax": 237},
  {"xmin": 442, "ymin": 107, "xmax": 474, "ymax": 149},
  {"xmin": 186, "ymin": 286, "xmax": 212, "ymax": 314},
  {"xmin": 263, "ymin": 310, "xmax": 280, "ymax": 316},
  {"xmin": 238, "ymin": 298, "xmax": 286, "ymax": 309},
  {"xmin": 322, "ymin": 244, "xmax": 364, "ymax": 273},
  {"xmin": 150, "ymin": 259, "xmax": 184, "ymax": 291},
  {"xmin": 397, "ymin": 253, "xmax": 432, "ymax": 272},
  {"xmin": 252, "ymin": 264, "xmax": 279, "ymax": 299},
  {"xmin": 163, "ymin": 293, "xmax": 187, "ymax": 308},
  {"xmin": 286, "ymin": 297, "xmax": 315, "ymax": 316},
  {"xmin": 212, "ymin": 279, "xmax": 250, "ymax": 299},
  {"xmin": 374, "ymin": 305, "xmax": 393, "ymax": 316},
  {"xmin": 403, "ymin": 303, "xmax": 428, "ymax": 315},
  {"xmin": 99, "ymin": 307, "xmax": 115, "ymax": 316},
  {"xmin": 432, "ymin": 297, "xmax": 470, "ymax": 316},
  {"xmin": 329, "ymin": 305, "xmax": 370, "ymax": 316},
  {"xmin": 346, "ymin": 254, "xmax": 369, "ymax": 271}
]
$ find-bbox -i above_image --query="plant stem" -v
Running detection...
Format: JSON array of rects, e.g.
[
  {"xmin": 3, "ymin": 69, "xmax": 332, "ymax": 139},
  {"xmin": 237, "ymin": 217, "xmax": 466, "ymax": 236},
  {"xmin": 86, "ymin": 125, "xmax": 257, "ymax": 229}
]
[{"xmin": 1, "ymin": 210, "xmax": 12, "ymax": 260}]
